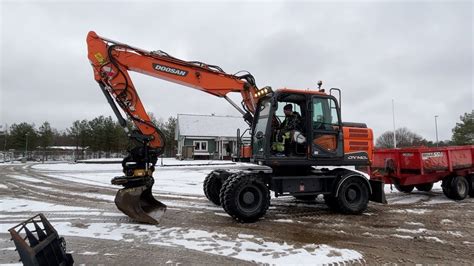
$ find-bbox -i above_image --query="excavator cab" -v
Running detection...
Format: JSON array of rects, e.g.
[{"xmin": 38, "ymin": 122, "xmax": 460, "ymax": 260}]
[{"xmin": 251, "ymin": 88, "xmax": 371, "ymax": 167}]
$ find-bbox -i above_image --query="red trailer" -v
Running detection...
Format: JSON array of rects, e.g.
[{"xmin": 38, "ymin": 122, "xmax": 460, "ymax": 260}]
[{"xmin": 370, "ymin": 145, "xmax": 474, "ymax": 200}]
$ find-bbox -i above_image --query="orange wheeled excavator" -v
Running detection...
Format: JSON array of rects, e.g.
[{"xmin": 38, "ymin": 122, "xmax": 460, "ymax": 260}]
[{"xmin": 87, "ymin": 31, "xmax": 386, "ymax": 225}]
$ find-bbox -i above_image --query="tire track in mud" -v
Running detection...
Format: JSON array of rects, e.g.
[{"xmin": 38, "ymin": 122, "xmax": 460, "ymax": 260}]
[
  {"xmin": 1, "ymin": 164, "xmax": 215, "ymax": 229},
  {"xmin": 3, "ymin": 165, "xmax": 118, "ymax": 213},
  {"xmin": 3, "ymin": 164, "xmax": 211, "ymax": 212},
  {"xmin": 11, "ymin": 163, "xmax": 323, "ymax": 219}
]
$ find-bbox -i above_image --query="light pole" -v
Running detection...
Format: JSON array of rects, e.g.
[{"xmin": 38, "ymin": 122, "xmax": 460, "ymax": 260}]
[
  {"xmin": 392, "ymin": 99, "xmax": 397, "ymax": 148},
  {"xmin": 434, "ymin": 115, "xmax": 439, "ymax": 147},
  {"xmin": 25, "ymin": 132, "xmax": 29, "ymax": 159}
]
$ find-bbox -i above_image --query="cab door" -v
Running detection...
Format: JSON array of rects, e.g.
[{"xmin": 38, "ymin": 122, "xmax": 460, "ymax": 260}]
[{"xmin": 310, "ymin": 96, "xmax": 343, "ymax": 158}]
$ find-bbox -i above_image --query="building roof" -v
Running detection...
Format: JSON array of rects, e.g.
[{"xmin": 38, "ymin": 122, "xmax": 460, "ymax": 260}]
[{"xmin": 176, "ymin": 114, "xmax": 251, "ymax": 139}]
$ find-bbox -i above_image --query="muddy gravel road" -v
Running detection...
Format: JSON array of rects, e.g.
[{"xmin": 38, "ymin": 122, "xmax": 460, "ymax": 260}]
[{"xmin": 1, "ymin": 162, "xmax": 473, "ymax": 265}]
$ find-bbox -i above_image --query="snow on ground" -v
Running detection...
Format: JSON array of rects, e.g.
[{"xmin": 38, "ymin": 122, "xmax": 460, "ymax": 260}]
[
  {"xmin": 405, "ymin": 221, "xmax": 424, "ymax": 226},
  {"xmin": 389, "ymin": 209, "xmax": 431, "ymax": 215},
  {"xmin": 6, "ymin": 174, "xmax": 53, "ymax": 184},
  {"xmin": 32, "ymin": 162, "xmax": 122, "ymax": 172},
  {"xmin": 31, "ymin": 160, "xmax": 248, "ymax": 195},
  {"xmin": 0, "ymin": 197, "xmax": 363, "ymax": 264},
  {"xmin": 69, "ymin": 158, "xmax": 237, "ymax": 166},
  {"xmin": 440, "ymin": 219, "xmax": 454, "ymax": 225},
  {"xmin": 10, "ymin": 161, "xmax": 459, "ymax": 206},
  {"xmin": 2, "ymin": 161, "xmax": 468, "ymax": 264},
  {"xmin": 1, "ymin": 219, "xmax": 364, "ymax": 264},
  {"xmin": 384, "ymin": 182, "xmax": 442, "ymax": 194},
  {"xmin": 0, "ymin": 198, "xmax": 96, "ymax": 213},
  {"xmin": 2, "ymin": 162, "xmax": 369, "ymax": 264},
  {"xmin": 396, "ymin": 228, "xmax": 427, "ymax": 234}
]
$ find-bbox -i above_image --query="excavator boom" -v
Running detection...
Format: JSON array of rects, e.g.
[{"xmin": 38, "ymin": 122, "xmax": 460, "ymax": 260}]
[{"xmin": 86, "ymin": 31, "xmax": 259, "ymax": 224}]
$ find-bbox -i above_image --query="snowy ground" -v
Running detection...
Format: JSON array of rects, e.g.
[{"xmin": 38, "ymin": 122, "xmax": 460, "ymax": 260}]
[{"xmin": 1, "ymin": 161, "xmax": 473, "ymax": 265}]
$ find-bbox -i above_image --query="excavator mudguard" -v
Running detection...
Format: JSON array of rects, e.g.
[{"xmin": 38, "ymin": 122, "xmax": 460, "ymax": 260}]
[{"xmin": 114, "ymin": 182, "xmax": 166, "ymax": 225}]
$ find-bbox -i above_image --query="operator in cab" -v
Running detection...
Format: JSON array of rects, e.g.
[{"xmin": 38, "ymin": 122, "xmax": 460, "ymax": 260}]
[
  {"xmin": 280, "ymin": 104, "xmax": 302, "ymax": 132},
  {"xmin": 273, "ymin": 104, "xmax": 303, "ymax": 156}
]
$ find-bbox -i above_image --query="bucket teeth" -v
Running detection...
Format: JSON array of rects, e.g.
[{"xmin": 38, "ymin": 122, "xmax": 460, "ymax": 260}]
[{"xmin": 114, "ymin": 185, "xmax": 166, "ymax": 225}]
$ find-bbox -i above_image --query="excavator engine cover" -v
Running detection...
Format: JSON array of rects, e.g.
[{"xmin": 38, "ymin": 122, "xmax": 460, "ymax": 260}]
[{"xmin": 112, "ymin": 176, "xmax": 166, "ymax": 225}]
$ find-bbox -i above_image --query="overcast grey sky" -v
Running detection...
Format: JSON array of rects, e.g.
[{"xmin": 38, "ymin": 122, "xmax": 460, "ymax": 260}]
[{"xmin": 1, "ymin": 0, "xmax": 472, "ymax": 141}]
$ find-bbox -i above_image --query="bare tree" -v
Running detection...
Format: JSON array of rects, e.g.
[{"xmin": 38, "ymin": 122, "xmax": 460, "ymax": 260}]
[{"xmin": 376, "ymin": 127, "xmax": 426, "ymax": 148}]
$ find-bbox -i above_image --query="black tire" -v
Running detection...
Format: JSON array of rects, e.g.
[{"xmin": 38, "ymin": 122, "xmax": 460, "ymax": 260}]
[
  {"xmin": 324, "ymin": 194, "xmax": 340, "ymax": 212},
  {"xmin": 450, "ymin": 176, "xmax": 469, "ymax": 200},
  {"xmin": 219, "ymin": 173, "xmax": 238, "ymax": 214},
  {"xmin": 468, "ymin": 175, "xmax": 474, "ymax": 198},
  {"xmin": 394, "ymin": 183, "xmax": 415, "ymax": 193},
  {"xmin": 415, "ymin": 183, "xmax": 434, "ymax": 192},
  {"xmin": 336, "ymin": 177, "xmax": 369, "ymax": 214},
  {"xmin": 293, "ymin": 195, "xmax": 317, "ymax": 201},
  {"xmin": 220, "ymin": 173, "xmax": 270, "ymax": 223},
  {"xmin": 442, "ymin": 176, "xmax": 454, "ymax": 198},
  {"xmin": 203, "ymin": 170, "xmax": 230, "ymax": 205}
]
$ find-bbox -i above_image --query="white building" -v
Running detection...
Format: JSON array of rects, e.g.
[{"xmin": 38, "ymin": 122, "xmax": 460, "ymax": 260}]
[{"xmin": 175, "ymin": 114, "xmax": 251, "ymax": 160}]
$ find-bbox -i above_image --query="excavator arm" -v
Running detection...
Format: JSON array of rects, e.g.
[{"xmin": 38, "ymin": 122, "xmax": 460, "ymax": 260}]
[
  {"xmin": 86, "ymin": 31, "xmax": 260, "ymax": 224},
  {"xmin": 87, "ymin": 31, "xmax": 257, "ymax": 151}
]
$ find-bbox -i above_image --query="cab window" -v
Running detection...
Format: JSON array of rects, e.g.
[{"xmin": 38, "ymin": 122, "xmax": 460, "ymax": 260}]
[{"xmin": 312, "ymin": 98, "xmax": 339, "ymax": 128}]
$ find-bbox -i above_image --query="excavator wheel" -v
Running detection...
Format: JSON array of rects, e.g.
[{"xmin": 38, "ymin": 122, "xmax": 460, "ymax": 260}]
[
  {"xmin": 220, "ymin": 173, "xmax": 270, "ymax": 223},
  {"xmin": 114, "ymin": 182, "xmax": 166, "ymax": 225},
  {"xmin": 203, "ymin": 170, "xmax": 231, "ymax": 205},
  {"xmin": 335, "ymin": 177, "xmax": 369, "ymax": 214}
]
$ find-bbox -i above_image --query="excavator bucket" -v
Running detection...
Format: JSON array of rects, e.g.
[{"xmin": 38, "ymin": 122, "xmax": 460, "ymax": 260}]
[{"xmin": 114, "ymin": 184, "xmax": 166, "ymax": 225}]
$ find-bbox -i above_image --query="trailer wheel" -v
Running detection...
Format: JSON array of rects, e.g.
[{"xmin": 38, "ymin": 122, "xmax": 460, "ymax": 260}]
[
  {"xmin": 324, "ymin": 195, "xmax": 340, "ymax": 212},
  {"xmin": 220, "ymin": 173, "xmax": 270, "ymax": 223},
  {"xmin": 203, "ymin": 170, "xmax": 230, "ymax": 205},
  {"xmin": 336, "ymin": 177, "xmax": 369, "ymax": 214},
  {"xmin": 394, "ymin": 183, "xmax": 415, "ymax": 193},
  {"xmin": 450, "ymin": 176, "xmax": 469, "ymax": 200},
  {"xmin": 468, "ymin": 175, "xmax": 474, "ymax": 198},
  {"xmin": 442, "ymin": 176, "xmax": 454, "ymax": 198},
  {"xmin": 415, "ymin": 183, "xmax": 433, "ymax": 192}
]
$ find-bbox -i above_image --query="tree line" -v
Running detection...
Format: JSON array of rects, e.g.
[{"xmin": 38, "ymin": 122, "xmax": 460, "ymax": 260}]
[
  {"xmin": 0, "ymin": 114, "xmax": 177, "ymax": 157},
  {"xmin": 376, "ymin": 111, "xmax": 473, "ymax": 148},
  {"xmin": 0, "ymin": 111, "xmax": 471, "ymax": 155}
]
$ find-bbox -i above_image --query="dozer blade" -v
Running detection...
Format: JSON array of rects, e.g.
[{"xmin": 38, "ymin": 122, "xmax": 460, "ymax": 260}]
[
  {"xmin": 369, "ymin": 179, "xmax": 387, "ymax": 204},
  {"xmin": 114, "ymin": 185, "xmax": 166, "ymax": 225}
]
